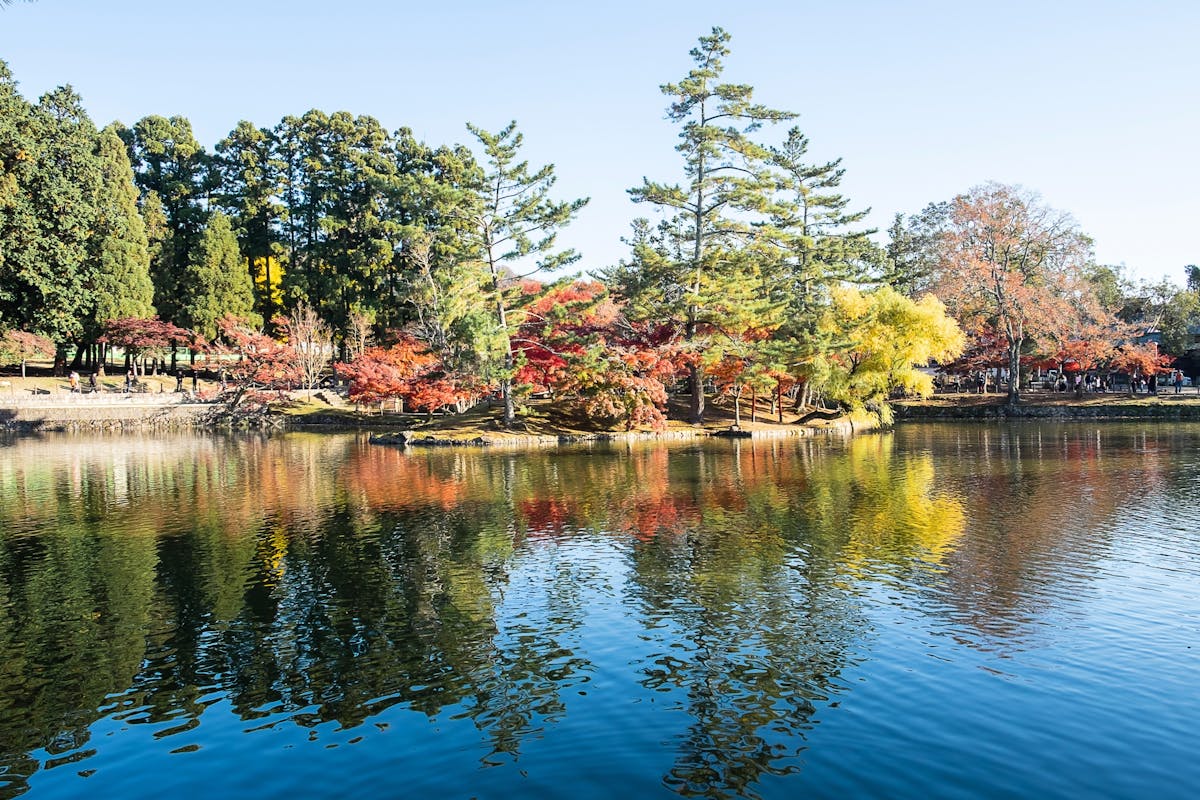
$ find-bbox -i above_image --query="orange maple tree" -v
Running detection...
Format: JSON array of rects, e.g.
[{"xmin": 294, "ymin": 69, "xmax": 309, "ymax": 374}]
[{"xmin": 933, "ymin": 183, "xmax": 1093, "ymax": 404}]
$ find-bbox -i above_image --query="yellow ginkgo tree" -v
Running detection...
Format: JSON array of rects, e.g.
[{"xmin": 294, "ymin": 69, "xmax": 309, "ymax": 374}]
[{"xmin": 816, "ymin": 285, "xmax": 964, "ymax": 423}]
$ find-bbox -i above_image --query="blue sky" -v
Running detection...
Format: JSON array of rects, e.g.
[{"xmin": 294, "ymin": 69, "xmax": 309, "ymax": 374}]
[{"xmin": 3, "ymin": 0, "xmax": 1197, "ymax": 285}]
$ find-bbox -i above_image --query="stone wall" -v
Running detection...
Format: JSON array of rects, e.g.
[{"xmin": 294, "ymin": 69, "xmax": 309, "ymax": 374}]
[{"xmin": 0, "ymin": 401, "xmax": 212, "ymax": 431}]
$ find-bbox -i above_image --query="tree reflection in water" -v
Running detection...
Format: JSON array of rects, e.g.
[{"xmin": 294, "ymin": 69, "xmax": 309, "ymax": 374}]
[{"xmin": 1, "ymin": 425, "xmax": 1167, "ymax": 799}]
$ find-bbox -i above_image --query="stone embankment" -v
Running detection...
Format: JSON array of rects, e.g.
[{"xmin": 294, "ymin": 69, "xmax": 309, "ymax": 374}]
[
  {"xmin": 369, "ymin": 423, "xmax": 850, "ymax": 449},
  {"xmin": 0, "ymin": 394, "xmax": 213, "ymax": 431}
]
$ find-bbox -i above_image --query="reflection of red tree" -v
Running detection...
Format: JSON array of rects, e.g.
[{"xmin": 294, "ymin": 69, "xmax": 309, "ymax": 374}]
[
  {"xmin": 626, "ymin": 496, "xmax": 700, "ymax": 541},
  {"xmin": 347, "ymin": 446, "xmax": 467, "ymax": 511},
  {"xmin": 519, "ymin": 498, "xmax": 574, "ymax": 537}
]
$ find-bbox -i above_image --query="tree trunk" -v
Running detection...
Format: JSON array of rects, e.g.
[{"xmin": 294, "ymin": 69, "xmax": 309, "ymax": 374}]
[
  {"xmin": 1007, "ymin": 339, "xmax": 1021, "ymax": 406},
  {"xmin": 688, "ymin": 364, "xmax": 705, "ymax": 424},
  {"xmin": 502, "ymin": 363, "xmax": 515, "ymax": 427},
  {"xmin": 750, "ymin": 384, "xmax": 757, "ymax": 424}
]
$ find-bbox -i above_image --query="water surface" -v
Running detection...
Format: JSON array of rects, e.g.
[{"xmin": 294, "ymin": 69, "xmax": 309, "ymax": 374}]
[{"xmin": 0, "ymin": 424, "xmax": 1196, "ymax": 798}]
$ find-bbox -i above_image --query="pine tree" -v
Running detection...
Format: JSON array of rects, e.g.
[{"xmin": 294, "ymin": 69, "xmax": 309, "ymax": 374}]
[
  {"xmin": 625, "ymin": 27, "xmax": 793, "ymax": 423},
  {"xmin": 767, "ymin": 127, "xmax": 877, "ymax": 306},
  {"xmin": 883, "ymin": 202, "xmax": 949, "ymax": 297},
  {"xmin": 182, "ymin": 211, "xmax": 258, "ymax": 341},
  {"xmin": 465, "ymin": 120, "xmax": 588, "ymax": 427}
]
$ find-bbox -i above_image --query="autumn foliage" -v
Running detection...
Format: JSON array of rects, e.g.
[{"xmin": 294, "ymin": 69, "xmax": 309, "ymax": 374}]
[
  {"xmin": 512, "ymin": 281, "xmax": 679, "ymax": 430},
  {"xmin": 335, "ymin": 335, "xmax": 483, "ymax": 414},
  {"xmin": 100, "ymin": 316, "xmax": 200, "ymax": 358},
  {"xmin": 210, "ymin": 316, "xmax": 304, "ymax": 407}
]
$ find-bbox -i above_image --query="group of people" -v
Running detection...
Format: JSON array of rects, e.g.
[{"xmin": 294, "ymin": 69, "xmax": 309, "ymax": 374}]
[
  {"xmin": 66, "ymin": 371, "xmax": 97, "ymax": 393},
  {"xmin": 937, "ymin": 369, "xmax": 1192, "ymax": 395},
  {"xmin": 58, "ymin": 366, "xmax": 232, "ymax": 395}
]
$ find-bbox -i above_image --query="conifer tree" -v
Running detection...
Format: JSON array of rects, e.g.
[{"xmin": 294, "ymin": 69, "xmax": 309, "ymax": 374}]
[
  {"xmin": 5, "ymin": 84, "xmax": 102, "ymax": 364},
  {"xmin": 390, "ymin": 131, "xmax": 493, "ymax": 373},
  {"xmin": 89, "ymin": 125, "xmax": 155, "ymax": 330},
  {"xmin": 767, "ymin": 127, "xmax": 877, "ymax": 305},
  {"xmin": 625, "ymin": 27, "xmax": 793, "ymax": 422},
  {"xmin": 214, "ymin": 120, "xmax": 282, "ymax": 323},
  {"xmin": 182, "ymin": 211, "xmax": 258, "ymax": 341},
  {"xmin": 121, "ymin": 115, "xmax": 213, "ymax": 325},
  {"xmin": 0, "ymin": 60, "xmax": 37, "ymax": 332},
  {"xmin": 883, "ymin": 202, "xmax": 949, "ymax": 297},
  {"xmin": 466, "ymin": 120, "xmax": 588, "ymax": 427}
]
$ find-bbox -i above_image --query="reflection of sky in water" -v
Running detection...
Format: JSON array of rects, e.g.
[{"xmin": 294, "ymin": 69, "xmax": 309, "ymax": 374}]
[{"xmin": 0, "ymin": 424, "xmax": 1196, "ymax": 800}]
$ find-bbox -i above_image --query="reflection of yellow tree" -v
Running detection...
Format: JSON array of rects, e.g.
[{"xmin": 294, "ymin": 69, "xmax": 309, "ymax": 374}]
[
  {"xmin": 618, "ymin": 435, "xmax": 969, "ymax": 798},
  {"xmin": 814, "ymin": 435, "xmax": 966, "ymax": 576}
]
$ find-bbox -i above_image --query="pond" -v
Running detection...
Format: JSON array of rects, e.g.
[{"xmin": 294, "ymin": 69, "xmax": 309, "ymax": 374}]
[{"xmin": 0, "ymin": 424, "xmax": 1197, "ymax": 799}]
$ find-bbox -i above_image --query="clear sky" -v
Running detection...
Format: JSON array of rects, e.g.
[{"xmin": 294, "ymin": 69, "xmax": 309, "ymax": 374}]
[{"xmin": 2, "ymin": 0, "xmax": 1197, "ymax": 285}]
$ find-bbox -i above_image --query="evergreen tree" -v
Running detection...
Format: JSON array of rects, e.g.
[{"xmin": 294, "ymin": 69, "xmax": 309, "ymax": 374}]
[
  {"xmin": 883, "ymin": 202, "xmax": 949, "ymax": 297},
  {"xmin": 121, "ymin": 115, "xmax": 213, "ymax": 324},
  {"xmin": 466, "ymin": 120, "xmax": 588, "ymax": 427},
  {"xmin": 213, "ymin": 120, "xmax": 282, "ymax": 323},
  {"xmin": 767, "ymin": 127, "xmax": 877, "ymax": 304},
  {"xmin": 3, "ymin": 83, "xmax": 102, "ymax": 363},
  {"xmin": 182, "ymin": 211, "xmax": 258, "ymax": 341},
  {"xmin": 624, "ymin": 27, "xmax": 793, "ymax": 422},
  {"xmin": 0, "ymin": 60, "xmax": 38, "ymax": 332},
  {"xmin": 389, "ymin": 130, "xmax": 493, "ymax": 371},
  {"xmin": 88, "ymin": 125, "xmax": 155, "ymax": 332},
  {"xmin": 763, "ymin": 127, "xmax": 878, "ymax": 401},
  {"xmin": 318, "ymin": 112, "xmax": 398, "ymax": 338}
]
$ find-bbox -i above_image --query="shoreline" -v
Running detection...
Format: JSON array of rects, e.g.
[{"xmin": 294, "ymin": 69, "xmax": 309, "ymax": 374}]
[
  {"xmin": 895, "ymin": 397, "xmax": 1200, "ymax": 421},
  {"xmin": 10, "ymin": 393, "xmax": 1200, "ymax": 439},
  {"xmin": 0, "ymin": 398, "xmax": 866, "ymax": 441}
]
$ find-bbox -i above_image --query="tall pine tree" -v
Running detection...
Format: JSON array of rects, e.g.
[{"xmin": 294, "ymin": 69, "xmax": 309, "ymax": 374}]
[
  {"xmin": 624, "ymin": 27, "xmax": 793, "ymax": 422},
  {"xmin": 466, "ymin": 120, "xmax": 588, "ymax": 427}
]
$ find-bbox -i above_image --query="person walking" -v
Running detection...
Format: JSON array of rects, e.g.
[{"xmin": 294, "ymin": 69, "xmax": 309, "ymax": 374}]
[
  {"xmin": 124, "ymin": 369, "xmax": 133, "ymax": 393},
  {"xmin": 68, "ymin": 371, "xmax": 79, "ymax": 393},
  {"xmin": 1174, "ymin": 370, "xmax": 1183, "ymax": 394}
]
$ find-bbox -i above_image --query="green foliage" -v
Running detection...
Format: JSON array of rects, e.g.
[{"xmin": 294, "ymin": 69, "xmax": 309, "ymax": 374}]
[
  {"xmin": 182, "ymin": 211, "xmax": 259, "ymax": 340},
  {"xmin": 882, "ymin": 202, "xmax": 949, "ymax": 297},
  {"xmin": 0, "ymin": 73, "xmax": 101, "ymax": 348},
  {"xmin": 621, "ymin": 27, "xmax": 793, "ymax": 422},
  {"xmin": 466, "ymin": 120, "xmax": 589, "ymax": 425},
  {"xmin": 121, "ymin": 114, "xmax": 213, "ymax": 325},
  {"xmin": 214, "ymin": 120, "xmax": 283, "ymax": 322},
  {"xmin": 88, "ymin": 124, "xmax": 155, "ymax": 331},
  {"xmin": 767, "ymin": 126, "xmax": 879, "ymax": 301}
]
